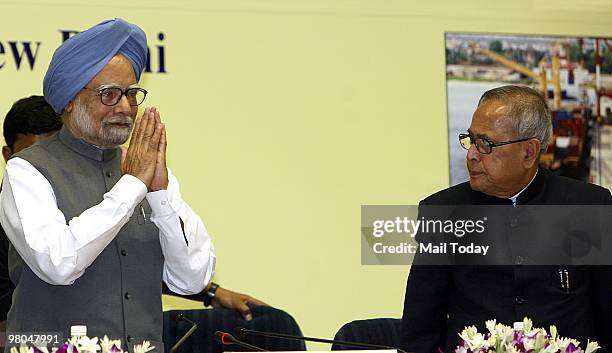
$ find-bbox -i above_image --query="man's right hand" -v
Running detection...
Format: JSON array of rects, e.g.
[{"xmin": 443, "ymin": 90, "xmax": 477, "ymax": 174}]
[
  {"xmin": 211, "ymin": 287, "xmax": 269, "ymax": 321},
  {"xmin": 121, "ymin": 107, "xmax": 163, "ymax": 188}
]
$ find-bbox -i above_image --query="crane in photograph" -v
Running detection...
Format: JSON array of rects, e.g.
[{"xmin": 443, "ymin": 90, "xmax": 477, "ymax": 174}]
[{"xmin": 468, "ymin": 43, "xmax": 563, "ymax": 110}]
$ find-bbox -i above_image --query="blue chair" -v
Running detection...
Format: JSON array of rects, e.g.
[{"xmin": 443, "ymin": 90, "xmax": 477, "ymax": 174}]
[
  {"xmin": 331, "ymin": 318, "xmax": 402, "ymax": 351},
  {"xmin": 163, "ymin": 305, "xmax": 305, "ymax": 353}
]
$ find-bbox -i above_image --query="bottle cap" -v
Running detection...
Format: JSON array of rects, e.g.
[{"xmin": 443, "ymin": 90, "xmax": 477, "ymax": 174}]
[{"xmin": 71, "ymin": 325, "xmax": 87, "ymax": 337}]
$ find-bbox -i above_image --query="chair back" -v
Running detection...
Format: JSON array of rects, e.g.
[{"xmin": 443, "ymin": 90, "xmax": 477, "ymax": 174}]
[
  {"xmin": 163, "ymin": 306, "xmax": 306, "ymax": 353},
  {"xmin": 331, "ymin": 318, "xmax": 402, "ymax": 351}
]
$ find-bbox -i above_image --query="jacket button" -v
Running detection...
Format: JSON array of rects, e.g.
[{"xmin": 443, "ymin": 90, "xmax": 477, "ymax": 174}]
[
  {"xmin": 514, "ymin": 296, "xmax": 525, "ymax": 304},
  {"xmin": 514, "ymin": 255, "xmax": 524, "ymax": 265},
  {"xmin": 106, "ymin": 171, "xmax": 113, "ymax": 178},
  {"xmin": 121, "ymin": 249, "xmax": 127, "ymax": 256},
  {"xmin": 510, "ymin": 218, "xmax": 518, "ymax": 227},
  {"xmin": 127, "ymin": 336, "xmax": 133, "ymax": 343},
  {"xmin": 125, "ymin": 292, "xmax": 132, "ymax": 299}
]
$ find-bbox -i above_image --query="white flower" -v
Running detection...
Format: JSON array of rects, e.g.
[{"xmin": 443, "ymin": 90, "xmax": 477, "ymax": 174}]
[
  {"xmin": 540, "ymin": 343, "xmax": 560, "ymax": 353},
  {"xmin": 14, "ymin": 346, "xmax": 33, "ymax": 353},
  {"xmin": 76, "ymin": 336, "xmax": 100, "ymax": 353},
  {"xmin": 133, "ymin": 341, "xmax": 155, "ymax": 353},
  {"xmin": 99, "ymin": 336, "xmax": 123, "ymax": 353},
  {"xmin": 532, "ymin": 331, "xmax": 547, "ymax": 352},
  {"xmin": 450, "ymin": 319, "xmax": 598, "ymax": 353},
  {"xmin": 550, "ymin": 325, "xmax": 558, "ymax": 340},
  {"xmin": 529, "ymin": 327, "xmax": 547, "ymax": 338},
  {"xmin": 505, "ymin": 343, "xmax": 521, "ymax": 353},
  {"xmin": 485, "ymin": 320, "xmax": 497, "ymax": 335},
  {"xmin": 523, "ymin": 336, "xmax": 536, "ymax": 351},
  {"xmin": 458, "ymin": 327, "xmax": 487, "ymax": 351},
  {"xmin": 500, "ymin": 324, "xmax": 514, "ymax": 342},
  {"xmin": 459, "ymin": 326, "xmax": 478, "ymax": 340},
  {"xmin": 522, "ymin": 327, "xmax": 547, "ymax": 352},
  {"xmin": 555, "ymin": 337, "xmax": 582, "ymax": 353},
  {"xmin": 33, "ymin": 345, "xmax": 50, "ymax": 353},
  {"xmin": 487, "ymin": 334, "xmax": 497, "ymax": 348},
  {"xmin": 585, "ymin": 340, "xmax": 601, "ymax": 353},
  {"xmin": 522, "ymin": 317, "xmax": 533, "ymax": 332}
]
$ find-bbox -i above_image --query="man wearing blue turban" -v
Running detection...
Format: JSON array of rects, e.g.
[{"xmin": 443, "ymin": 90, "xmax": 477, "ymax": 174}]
[{"xmin": 0, "ymin": 19, "xmax": 216, "ymax": 352}]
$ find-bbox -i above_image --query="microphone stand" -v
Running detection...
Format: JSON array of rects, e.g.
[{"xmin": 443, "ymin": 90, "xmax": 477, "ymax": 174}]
[
  {"xmin": 215, "ymin": 331, "xmax": 267, "ymax": 352},
  {"xmin": 234, "ymin": 328, "xmax": 408, "ymax": 353},
  {"xmin": 170, "ymin": 314, "xmax": 198, "ymax": 353}
]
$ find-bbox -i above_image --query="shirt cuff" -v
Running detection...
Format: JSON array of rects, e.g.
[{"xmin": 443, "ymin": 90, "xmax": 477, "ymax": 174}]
[
  {"xmin": 112, "ymin": 174, "xmax": 148, "ymax": 203},
  {"xmin": 146, "ymin": 190, "xmax": 174, "ymax": 218}
]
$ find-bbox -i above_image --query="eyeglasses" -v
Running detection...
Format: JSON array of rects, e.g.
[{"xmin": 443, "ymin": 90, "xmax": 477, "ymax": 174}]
[
  {"xmin": 83, "ymin": 86, "xmax": 148, "ymax": 106},
  {"xmin": 458, "ymin": 133, "xmax": 534, "ymax": 154}
]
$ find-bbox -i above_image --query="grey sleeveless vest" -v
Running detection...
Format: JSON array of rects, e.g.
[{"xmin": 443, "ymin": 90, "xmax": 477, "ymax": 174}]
[{"xmin": 7, "ymin": 127, "xmax": 164, "ymax": 352}]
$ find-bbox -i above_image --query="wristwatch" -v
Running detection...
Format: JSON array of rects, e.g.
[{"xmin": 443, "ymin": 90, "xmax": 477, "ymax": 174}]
[{"xmin": 203, "ymin": 282, "xmax": 219, "ymax": 307}]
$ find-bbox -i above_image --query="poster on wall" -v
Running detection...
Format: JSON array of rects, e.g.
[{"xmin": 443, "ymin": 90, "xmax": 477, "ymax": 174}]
[{"xmin": 445, "ymin": 32, "xmax": 612, "ymax": 190}]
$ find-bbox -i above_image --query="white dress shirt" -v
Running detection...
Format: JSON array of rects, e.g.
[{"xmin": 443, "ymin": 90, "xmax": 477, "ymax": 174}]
[
  {"xmin": 508, "ymin": 169, "xmax": 539, "ymax": 206},
  {"xmin": 0, "ymin": 157, "xmax": 215, "ymax": 295}
]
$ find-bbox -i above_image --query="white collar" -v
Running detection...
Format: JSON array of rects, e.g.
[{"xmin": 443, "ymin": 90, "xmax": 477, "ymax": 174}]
[{"xmin": 509, "ymin": 169, "xmax": 538, "ymax": 206}]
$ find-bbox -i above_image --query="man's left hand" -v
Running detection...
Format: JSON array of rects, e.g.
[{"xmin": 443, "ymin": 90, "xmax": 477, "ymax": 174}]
[
  {"xmin": 211, "ymin": 287, "xmax": 268, "ymax": 321},
  {"xmin": 148, "ymin": 107, "xmax": 169, "ymax": 191}
]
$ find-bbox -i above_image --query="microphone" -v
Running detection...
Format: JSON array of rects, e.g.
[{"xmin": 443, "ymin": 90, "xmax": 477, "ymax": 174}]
[
  {"xmin": 234, "ymin": 327, "xmax": 408, "ymax": 353},
  {"xmin": 169, "ymin": 313, "xmax": 198, "ymax": 353},
  {"xmin": 214, "ymin": 331, "xmax": 268, "ymax": 352}
]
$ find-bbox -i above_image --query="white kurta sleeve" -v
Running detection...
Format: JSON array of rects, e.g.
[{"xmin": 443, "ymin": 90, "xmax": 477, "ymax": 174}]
[
  {"xmin": 145, "ymin": 169, "xmax": 216, "ymax": 295},
  {"xmin": 0, "ymin": 157, "xmax": 147, "ymax": 285}
]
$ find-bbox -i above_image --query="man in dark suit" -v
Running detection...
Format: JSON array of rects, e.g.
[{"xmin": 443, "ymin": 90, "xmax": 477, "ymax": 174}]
[{"xmin": 400, "ymin": 85, "xmax": 612, "ymax": 353}]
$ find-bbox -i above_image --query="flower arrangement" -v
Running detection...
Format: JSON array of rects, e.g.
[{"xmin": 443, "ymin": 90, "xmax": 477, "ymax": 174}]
[
  {"xmin": 455, "ymin": 318, "xmax": 600, "ymax": 353},
  {"xmin": 9, "ymin": 336, "xmax": 155, "ymax": 353}
]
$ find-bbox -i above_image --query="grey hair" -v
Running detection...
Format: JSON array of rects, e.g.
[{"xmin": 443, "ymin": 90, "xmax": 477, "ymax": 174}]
[{"xmin": 478, "ymin": 85, "xmax": 552, "ymax": 152}]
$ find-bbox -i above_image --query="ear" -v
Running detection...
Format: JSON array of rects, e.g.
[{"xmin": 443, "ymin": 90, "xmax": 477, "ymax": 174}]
[
  {"xmin": 523, "ymin": 139, "xmax": 541, "ymax": 168},
  {"xmin": 2, "ymin": 146, "xmax": 12, "ymax": 163},
  {"xmin": 64, "ymin": 101, "xmax": 74, "ymax": 113}
]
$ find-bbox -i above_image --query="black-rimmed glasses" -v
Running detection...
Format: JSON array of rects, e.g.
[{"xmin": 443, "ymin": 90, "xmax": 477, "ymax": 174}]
[
  {"xmin": 83, "ymin": 86, "xmax": 148, "ymax": 106},
  {"xmin": 459, "ymin": 133, "xmax": 534, "ymax": 154}
]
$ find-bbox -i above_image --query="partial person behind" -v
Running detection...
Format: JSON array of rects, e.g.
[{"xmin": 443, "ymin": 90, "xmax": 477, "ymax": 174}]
[{"xmin": 0, "ymin": 96, "xmax": 62, "ymax": 338}]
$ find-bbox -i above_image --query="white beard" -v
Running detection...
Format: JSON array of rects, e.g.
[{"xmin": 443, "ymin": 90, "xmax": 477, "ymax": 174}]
[{"xmin": 71, "ymin": 98, "xmax": 134, "ymax": 147}]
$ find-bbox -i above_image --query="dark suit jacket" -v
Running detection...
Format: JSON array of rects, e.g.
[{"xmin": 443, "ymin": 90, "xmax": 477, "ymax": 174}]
[
  {"xmin": 0, "ymin": 226, "xmax": 13, "ymax": 322},
  {"xmin": 400, "ymin": 169, "xmax": 612, "ymax": 353}
]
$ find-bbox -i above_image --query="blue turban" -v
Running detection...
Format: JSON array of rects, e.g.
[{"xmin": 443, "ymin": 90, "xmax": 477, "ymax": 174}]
[{"xmin": 43, "ymin": 18, "xmax": 148, "ymax": 114}]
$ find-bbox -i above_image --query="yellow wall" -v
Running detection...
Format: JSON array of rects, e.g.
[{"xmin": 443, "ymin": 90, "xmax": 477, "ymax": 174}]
[{"xmin": 1, "ymin": 0, "xmax": 611, "ymax": 349}]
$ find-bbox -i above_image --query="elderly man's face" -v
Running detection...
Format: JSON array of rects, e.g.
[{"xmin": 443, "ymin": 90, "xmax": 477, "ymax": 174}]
[
  {"xmin": 466, "ymin": 99, "xmax": 532, "ymax": 198},
  {"xmin": 66, "ymin": 54, "xmax": 138, "ymax": 148}
]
